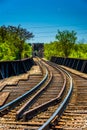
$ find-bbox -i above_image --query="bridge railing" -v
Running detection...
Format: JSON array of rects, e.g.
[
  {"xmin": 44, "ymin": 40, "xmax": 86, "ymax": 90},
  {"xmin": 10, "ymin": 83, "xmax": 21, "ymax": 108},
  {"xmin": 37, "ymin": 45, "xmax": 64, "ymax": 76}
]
[
  {"xmin": 0, "ymin": 58, "xmax": 34, "ymax": 79},
  {"xmin": 51, "ymin": 56, "xmax": 87, "ymax": 74}
]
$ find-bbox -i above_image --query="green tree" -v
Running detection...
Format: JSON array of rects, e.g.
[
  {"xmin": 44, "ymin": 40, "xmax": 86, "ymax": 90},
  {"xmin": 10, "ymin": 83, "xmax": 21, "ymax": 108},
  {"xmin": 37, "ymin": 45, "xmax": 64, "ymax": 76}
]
[
  {"xmin": 56, "ymin": 30, "xmax": 77, "ymax": 57},
  {"xmin": 7, "ymin": 25, "xmax": 34, "ymax": 59},
  {"xmin": 73, "ymin": 43, "xmax": 87, "ymax": 58},
  {"xmin": 0, "ymin": 25, "xmax": 7, "ymax": 43},
  {"xmin": 0, "ymin": 42, "xmax": 16, "ymax": 60},
  {"xmin": 44, "ymin": 41, "xmax": 63, "ymax": 60},
  {"xmin": 21, "ymin": 43, "xmax": 32, "ymax": 58},
  {"xmin": 0, "ymin": 25, "xmax": 34, "ymax": 60}
]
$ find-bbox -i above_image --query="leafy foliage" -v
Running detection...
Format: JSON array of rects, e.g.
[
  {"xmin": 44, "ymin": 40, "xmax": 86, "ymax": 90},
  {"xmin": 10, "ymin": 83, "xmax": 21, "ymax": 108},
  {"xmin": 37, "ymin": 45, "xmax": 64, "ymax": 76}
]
[
  {"xmin": 0, "ymin": 25, "xmax": 33, "ymax": 60},
  {"xmin": 44, "ymin": 30, "xmax": 87, "ymax": 60},
  {"xmin": 56, "ymin": 30, "xmax": 77, "ymax": 57},
  {"xmin": 44, "ymin": 41, "xmax": 63, "ymax": 60}
]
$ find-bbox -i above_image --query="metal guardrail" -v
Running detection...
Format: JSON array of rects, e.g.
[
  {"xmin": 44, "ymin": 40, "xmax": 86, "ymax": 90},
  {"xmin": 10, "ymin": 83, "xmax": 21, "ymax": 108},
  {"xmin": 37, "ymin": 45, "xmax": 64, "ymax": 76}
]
[
  {"xmin": 38, "ymin": 65, "xmax": 73, "ymax": 130},
  {"xmin": 0, "ymin": 58, "xmax": 34, "ymax": 79},
  {"xmin": 0, "ymin": 66, "xmax": 48, "ymax": 112},
  {"xmin": 51, "ymin": 56, "xmax": 87, "ymax": 73}
]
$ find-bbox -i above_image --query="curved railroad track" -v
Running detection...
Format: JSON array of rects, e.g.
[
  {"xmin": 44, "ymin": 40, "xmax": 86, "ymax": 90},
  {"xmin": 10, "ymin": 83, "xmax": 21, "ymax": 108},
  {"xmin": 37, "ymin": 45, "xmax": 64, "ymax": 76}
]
[
  {"xmin": 0, "ymin": 58, "xmax": 71, "ymax": 130},
  {"xmin": 0, "ymin": 59, "xmax": 48, "ymax": 122},
  {"xmin": 0, "ymin": 60, "xmax": 47, "ymax": 107},
  {"xmin": 2, "ymin": 58, "xmax": 85, "ymax": 130},
  {"xmin": 50, "ymin": 65, "xmax": 87, "ymax": 130}
]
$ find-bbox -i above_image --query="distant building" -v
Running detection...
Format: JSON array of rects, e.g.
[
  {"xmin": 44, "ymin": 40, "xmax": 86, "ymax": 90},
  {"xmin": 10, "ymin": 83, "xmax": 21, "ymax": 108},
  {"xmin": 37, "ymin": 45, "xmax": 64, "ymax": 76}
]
[{"xmin": 32, "ymin": 43, "xmax": 44, "ymax": 58}]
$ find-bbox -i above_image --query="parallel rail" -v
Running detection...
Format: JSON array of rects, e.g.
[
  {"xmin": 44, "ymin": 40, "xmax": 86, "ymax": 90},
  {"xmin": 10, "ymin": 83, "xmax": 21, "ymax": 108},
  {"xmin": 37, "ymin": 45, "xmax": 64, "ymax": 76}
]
[
  {"xmin": 51, "ymin": 69, "xmax": 87, "ymax": 129},
  {"xmin": 0, "ymin": 59, "xmax": 73, "ymax": 130},
  {"xmin": 0, "ymin": 60, "xmax": 48, "ymax": 113},
  {"xmin": 39, "ymin": 63, "xmax": 73, "ymax": 130},
  {"xmin": 16, "ymin": 69, "xmax": 52, "ymax": 120},
  {"xmin": 21, "ymin": 62, "xmax": 67, "ymax": 122},
  {"xmin": 15, "ymin": 60, "xmax": 71, "ymax": 129}
]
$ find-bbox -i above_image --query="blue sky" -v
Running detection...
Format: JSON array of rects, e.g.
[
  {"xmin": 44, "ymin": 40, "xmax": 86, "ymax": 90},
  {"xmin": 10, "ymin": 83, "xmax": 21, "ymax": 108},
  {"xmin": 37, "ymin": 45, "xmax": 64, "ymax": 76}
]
[{"xmin": 0, "ymin": 0, "xmax": 87, "ymax": 43}]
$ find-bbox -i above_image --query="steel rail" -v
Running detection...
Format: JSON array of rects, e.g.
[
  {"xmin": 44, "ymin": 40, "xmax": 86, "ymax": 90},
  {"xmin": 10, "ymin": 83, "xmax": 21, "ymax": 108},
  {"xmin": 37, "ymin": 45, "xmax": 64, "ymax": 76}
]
[
  {"xmin": 16, "ymin": 70, "xmax": 52, "ymax": 120},
  {"xmin": 0, "ymin": 65, "xmax": 48, "ymax": 112},
  {"xmin": 38, "ymin": 65, "xmax": 73, "ymax": 130},
  {"xmin": 21, "ymin": 61, "xmax": 66, "ymax": 121}
]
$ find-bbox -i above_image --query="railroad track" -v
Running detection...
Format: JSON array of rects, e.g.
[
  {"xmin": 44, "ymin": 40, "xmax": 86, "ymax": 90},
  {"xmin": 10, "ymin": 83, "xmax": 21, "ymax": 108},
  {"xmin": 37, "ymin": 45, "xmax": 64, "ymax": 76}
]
[
  {"xmin": 0, "ymin": 60, "xmax": 46, "ymax": 107},
  {"xmin": 0, "ymin": 58, "xmax": 72, "ymax": 130},
  {"xmin": 50, "ymin": 65, "xmax": 87, "ymax": 130},
  {"xmin": 0, "ymin": 58, "xmax": 74, "ymax": 130}
]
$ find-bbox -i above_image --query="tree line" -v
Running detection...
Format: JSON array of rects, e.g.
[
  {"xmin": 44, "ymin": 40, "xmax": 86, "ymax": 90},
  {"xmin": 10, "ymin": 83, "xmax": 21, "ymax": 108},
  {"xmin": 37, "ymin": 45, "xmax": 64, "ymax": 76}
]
[
  {"xmin": 0, "ymin": 25, "xmax": 34, "ymax": 60},
  {"xmin": 44, "ymin": 30, "xmax": 87, "ymax": 60},
  {"xmin": 0, "ymin": 25, "xmax": 87, "ymax": 61}
]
